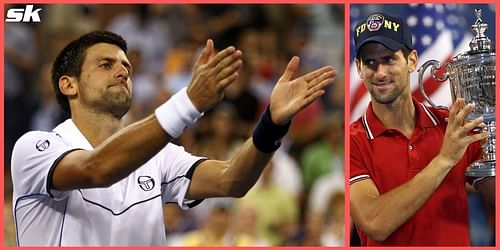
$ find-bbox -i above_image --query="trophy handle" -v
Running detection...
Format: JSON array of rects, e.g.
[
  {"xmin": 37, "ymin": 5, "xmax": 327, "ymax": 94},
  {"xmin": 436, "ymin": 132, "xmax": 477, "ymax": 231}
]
[{"xmin": 417, "ymin": 60, "xmax": 449, "ymax": 109}]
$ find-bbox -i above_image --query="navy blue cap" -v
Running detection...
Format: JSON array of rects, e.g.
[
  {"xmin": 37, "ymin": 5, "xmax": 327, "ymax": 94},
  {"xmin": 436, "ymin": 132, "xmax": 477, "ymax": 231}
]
[{"xmin": 354, "ymin": 13, "xmax": 414, "ymax": 56}]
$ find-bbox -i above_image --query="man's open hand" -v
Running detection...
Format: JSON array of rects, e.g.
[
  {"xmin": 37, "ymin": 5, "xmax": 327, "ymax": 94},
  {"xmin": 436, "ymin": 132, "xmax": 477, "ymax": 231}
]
[
  {"xmin": 187, "ymin": 39, "xmax": 242, "ymax": 112},
  {"xmin": 269, "ymin": 56, "xmax": 336, "ymax": 125}
]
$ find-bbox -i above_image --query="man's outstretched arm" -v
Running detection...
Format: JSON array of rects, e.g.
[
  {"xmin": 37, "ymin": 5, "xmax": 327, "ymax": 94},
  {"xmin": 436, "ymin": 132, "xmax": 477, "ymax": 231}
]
[{"xmin": 186, "ymin": 57, "xmax": 336, "ymax": 199}]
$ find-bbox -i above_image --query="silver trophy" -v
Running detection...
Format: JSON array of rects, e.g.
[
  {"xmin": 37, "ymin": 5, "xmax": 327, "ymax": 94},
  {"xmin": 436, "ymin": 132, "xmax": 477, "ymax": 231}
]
[{"xmin": 418, "ymin": 9, "xmax": 495, "ymax": 177}]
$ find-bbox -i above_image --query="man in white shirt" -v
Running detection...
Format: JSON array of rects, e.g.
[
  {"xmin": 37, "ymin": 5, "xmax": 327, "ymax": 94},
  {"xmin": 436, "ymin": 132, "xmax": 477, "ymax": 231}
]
[{"xmin": 10, "ymin": 31, "xmax": 336, "ymax": 246}]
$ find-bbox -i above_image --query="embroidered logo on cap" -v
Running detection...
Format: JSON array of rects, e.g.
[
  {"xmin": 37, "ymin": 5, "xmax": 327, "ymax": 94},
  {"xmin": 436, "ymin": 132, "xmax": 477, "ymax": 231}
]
[{"xmin": 366, "ymin": 13, "xmax": 385, "ymax": 32}]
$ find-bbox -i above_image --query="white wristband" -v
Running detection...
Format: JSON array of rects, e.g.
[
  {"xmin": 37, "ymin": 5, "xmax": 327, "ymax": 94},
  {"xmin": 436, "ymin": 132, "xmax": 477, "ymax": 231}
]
[{"xmin": 155, "ymin": 87, "xmax": 203, "ymax": 138}]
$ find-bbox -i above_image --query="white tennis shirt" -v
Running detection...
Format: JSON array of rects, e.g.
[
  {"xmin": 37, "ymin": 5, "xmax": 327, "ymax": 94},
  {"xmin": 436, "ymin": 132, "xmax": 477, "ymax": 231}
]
[{"xmin": 11, "ymin": 119, "xmax": 205, "ymax": 246}]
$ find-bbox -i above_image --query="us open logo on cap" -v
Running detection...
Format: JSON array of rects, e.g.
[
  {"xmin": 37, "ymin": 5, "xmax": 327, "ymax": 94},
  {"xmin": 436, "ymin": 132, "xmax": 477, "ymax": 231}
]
[
  {"xmin": 138, "ymin": 176, "xmax": 155, "ymax": 191},
  {"xmin": 366, "ymin": 14, "xmax": 385, "ymax": 32}
]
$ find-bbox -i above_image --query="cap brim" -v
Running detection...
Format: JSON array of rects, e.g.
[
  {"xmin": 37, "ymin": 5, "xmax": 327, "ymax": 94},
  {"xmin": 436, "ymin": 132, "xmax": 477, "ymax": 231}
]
[{"xmin": 355, "ymin": 36, "xmax": 405, "ymax": 56}]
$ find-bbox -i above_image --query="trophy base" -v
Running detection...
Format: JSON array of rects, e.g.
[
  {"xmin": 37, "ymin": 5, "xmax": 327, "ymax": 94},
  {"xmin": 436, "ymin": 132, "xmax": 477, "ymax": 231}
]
[{"xmin": 465, "ymin": 160, "xmax": 496, "ymax": 177}]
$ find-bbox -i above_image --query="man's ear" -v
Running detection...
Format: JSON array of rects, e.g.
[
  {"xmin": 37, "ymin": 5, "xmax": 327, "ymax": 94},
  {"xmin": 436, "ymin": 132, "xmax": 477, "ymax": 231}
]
[
  {"xmin": 407, "ymin": 50, "xmax": 418, "ymax": 73},
  {"xmin": 355, "ymin": 58, "xmax": 363, "ymax": 79},
  {"xmin": 59, "ymin": 76, "xmax": 77, "ymax": 97}
]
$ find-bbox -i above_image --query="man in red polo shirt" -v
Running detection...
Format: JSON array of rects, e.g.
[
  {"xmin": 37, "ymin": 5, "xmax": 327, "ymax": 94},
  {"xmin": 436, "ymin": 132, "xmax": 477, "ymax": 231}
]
[{"xmin": 349, "ymin": 12, "xmax": 495, "ymax": 246}]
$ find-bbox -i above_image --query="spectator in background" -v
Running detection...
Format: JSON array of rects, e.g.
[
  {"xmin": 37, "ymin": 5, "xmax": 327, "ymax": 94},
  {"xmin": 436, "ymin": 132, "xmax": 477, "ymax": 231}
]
[
  {"xmin": 268, "ymin": 149, "xmax": 303, "ymax": 199},
  {"xmin": 163, "ymin": 204, "xmax": 198, "ymax": 246},
  {"xmin": 107, "ymin": 4, "xmax": 172, "ymax": 76},
  {"xmin": 232, "ymin": 202, "xmax": 271, "ymax": 246},
  {"xmin": 198, "ymin": 5, "xmax": 268, "ymax": 50},
  {"xmin": 124, "ymin": 48, "xmax": 163, "ymax": 123},
  {"xmin": 305, "ymin": 171, "xmax": 345, "ymax": 246},
  {"xmin": 162, "ymin": 40, "xmax": 199, "ymax": 94},
  {"xmin": 192, "ymin": 102, "xmax": 244, "ymax": 160},
  {"xmin": 321, "ymin": 191, "xmax": 345, "ymax": 246},
  {"xmin": 300, "ymin": 113, "xmax": 344, "ymax": 192},
  {"xmin": 179, "ymin": 200, "xmax": 234, "ymax": 246},
  {"xmin": 236, "ymin": 162, "xmax": 300, "ymax": 246},
  {"xmin": 223, "ymin": 62, "xmax": 260, "ymax": 138},
  {"xmin": 30, "ymin": 62, "xmax": 68, "ymax": 131}
]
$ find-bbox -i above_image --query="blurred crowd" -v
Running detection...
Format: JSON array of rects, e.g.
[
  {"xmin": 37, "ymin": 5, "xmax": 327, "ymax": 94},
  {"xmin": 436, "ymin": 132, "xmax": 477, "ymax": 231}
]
[{"xmin": 4, "ymin": 4, "xmax": 345, "ymax": 246}]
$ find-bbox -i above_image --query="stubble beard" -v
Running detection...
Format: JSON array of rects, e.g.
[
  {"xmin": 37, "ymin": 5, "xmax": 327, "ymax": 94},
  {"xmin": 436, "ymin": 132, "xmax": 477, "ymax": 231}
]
[
  {"xmin": 83, "ymin": 89, "xmax": 132, "ymax": 119},
  {"xmin": 369, "ymin": 82, "xmax": 405, "ymax": 105},
  {"xmin": 102, "ymin": 90, "xmax": 132, "ymax": 118}
]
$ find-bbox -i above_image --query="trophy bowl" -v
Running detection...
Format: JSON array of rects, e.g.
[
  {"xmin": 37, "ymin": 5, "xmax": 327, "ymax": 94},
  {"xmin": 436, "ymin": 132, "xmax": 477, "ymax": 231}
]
[{"xmin": 417, "ymin": 9, "xmax": 495, "ymax": 177}]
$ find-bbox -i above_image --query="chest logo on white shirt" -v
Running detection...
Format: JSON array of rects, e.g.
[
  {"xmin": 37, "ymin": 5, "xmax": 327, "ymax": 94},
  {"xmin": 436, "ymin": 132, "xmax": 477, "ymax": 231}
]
[
  {"xmin": 36, "ymin": 139, "xmax": 50, "ymax": 151},
  {"xmin": 138, "ymin": 176, "xmax": 155, "ymax": 191}
]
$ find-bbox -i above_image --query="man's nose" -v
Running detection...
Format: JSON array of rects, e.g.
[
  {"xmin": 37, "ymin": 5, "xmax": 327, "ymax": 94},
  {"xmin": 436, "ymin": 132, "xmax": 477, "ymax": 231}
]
[
  {"xmin": 374, "ymin": 63, "xmax": 388, "ymax": 81},
  {"xmin": 115, "ymin": 64, "xmax": 130, "ymax": 79}
]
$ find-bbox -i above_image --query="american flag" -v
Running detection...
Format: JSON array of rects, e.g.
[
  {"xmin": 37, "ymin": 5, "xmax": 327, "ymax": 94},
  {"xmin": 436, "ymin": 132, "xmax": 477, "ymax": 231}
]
[{"xmin": 349, "ymin": 4, "xmax": 496, "ymax": 121}]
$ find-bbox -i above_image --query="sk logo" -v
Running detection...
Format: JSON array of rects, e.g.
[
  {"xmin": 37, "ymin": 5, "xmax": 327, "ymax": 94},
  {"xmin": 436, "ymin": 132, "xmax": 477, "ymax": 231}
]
[{"xmin": 5, "ymin": 5, "xmax": 42, "ymax": 23}]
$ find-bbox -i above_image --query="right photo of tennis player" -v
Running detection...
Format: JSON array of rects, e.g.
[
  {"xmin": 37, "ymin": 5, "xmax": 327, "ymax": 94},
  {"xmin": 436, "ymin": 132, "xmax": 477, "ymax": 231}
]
[{"xmin": 348, "ymin": 4, "xmax": 495, "ymax": 246}]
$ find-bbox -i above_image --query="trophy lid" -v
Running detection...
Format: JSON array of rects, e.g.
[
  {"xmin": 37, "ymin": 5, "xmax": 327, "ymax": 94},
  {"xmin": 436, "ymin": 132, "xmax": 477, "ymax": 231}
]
[{"xmin": 468, "ymin": 9, "xmax": 492, "ymax": 53}]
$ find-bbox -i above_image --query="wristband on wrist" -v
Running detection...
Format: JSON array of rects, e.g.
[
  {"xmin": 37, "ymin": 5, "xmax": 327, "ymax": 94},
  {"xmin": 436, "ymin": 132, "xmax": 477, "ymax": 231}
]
[
  {"xmin": 252, "ymin": 106, "xmax": 291, "ymax": 153},
  {"xmin": 155, "ymin": 87, "xmax": 204, "ymax": 138}
]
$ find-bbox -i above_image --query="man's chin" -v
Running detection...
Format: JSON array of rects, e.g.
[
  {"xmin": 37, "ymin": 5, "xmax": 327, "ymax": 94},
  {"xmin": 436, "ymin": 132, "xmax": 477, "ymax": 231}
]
[
  {"xmin": 104, "ymin": 99, "xmax": 131, "ymax": 118},
  {"xmin": 373, "ymin": 94, "xmax": 398, "ymax": 105}
]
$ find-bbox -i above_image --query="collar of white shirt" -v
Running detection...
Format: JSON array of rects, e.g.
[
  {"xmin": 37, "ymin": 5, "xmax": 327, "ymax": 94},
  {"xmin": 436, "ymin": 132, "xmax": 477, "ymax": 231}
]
[{"xmin": 53, "ymin": 119, "xmax": 94, "ymax": 150}]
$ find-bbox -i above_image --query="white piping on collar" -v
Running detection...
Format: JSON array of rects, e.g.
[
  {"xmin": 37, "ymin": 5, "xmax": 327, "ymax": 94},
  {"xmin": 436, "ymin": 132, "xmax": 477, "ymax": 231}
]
[
  {"xmin": 361, "ymin": 111, "xmax": 374, "ymax": 140},
  {"xmin": 419, "ymin": 103, "xmax": 439, "ymax": 126}
]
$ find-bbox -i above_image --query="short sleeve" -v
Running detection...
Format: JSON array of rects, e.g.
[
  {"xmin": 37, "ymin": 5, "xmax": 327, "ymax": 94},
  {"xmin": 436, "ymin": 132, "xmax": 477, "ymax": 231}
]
[
  {"xmin": 155, "ymin": 143, "xmax": 205, "ymax": 209},
  {"xmin": 11, "ymin": 131, "xmax": 79, "ymax": 201}
]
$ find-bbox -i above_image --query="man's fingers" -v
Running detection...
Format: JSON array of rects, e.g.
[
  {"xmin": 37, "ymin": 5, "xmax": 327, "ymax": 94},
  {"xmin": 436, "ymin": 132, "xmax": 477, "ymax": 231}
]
[
  {"xmin": 207, "ymin": 46, "xmax": 237, "ymax": 69},
  {"xmin": 218, "ymin": 59, "xmax": 242, "ymax": 79},
  {"xmin": 216, "ymin": 60, "xmax": 243, "ymax": 88},
  {"xmin": 302, "ymin": 90, "xmax": 326, "ymax": 109},
  {"xmin": 214, "ymin": 50, "xmax": 242, "ymax": 75},
  {"xmin": 217, "ymin": 72, "xmax": 240, "ymax": 90},
  {"xmin": 448, "ymin": 98, "xmax": 463, "ymax": 117},
  {"xmin": 303, "ymin": 66, "xmax": 335, "ymax": 82},
  {"xmin": 461, "ymin": 116, "xmax": 485, "ymax": 133},
  {"xmin": 194, "ymin": 39, "xmax": 214, "ymax": 68},
  {"xmin": 447, "ymin": 98, "xmax": 464, "ymax": 127},
  {"xmin": 465, "ymin": 131, "xmax": 489, "ymax": 145},
  {"xmin": 308, "ymin": 69, "xmax": 335, "ymax": 89},
  {"xmin": 309, "ymin": 77, "xmax": 334, "ymax": 96},
  {"xmin": 455, "ymin": 102, "xmax": 475, "ymax": 125},
  {"xmin": 279, "ymin": 56, "xmax": 300, "ymax": 82}
]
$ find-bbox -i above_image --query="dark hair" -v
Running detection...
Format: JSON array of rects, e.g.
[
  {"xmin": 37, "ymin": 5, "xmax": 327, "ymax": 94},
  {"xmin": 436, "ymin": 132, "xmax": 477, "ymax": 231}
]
[
  {"xmin": 51, "ymin": 31, "xmax": 128, "ymax": 115},
  {"xmin": 400, "ymin": 46, "xmax": 413, "ymax": 60}
]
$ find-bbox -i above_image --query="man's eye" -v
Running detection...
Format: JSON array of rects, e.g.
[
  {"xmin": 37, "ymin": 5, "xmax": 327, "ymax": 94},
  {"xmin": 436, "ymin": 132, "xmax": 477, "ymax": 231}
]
[
  {"xmin": 100, "ymin": 63, "xmax": 112, "ymax": 69},
  {"xmin": 365, "ymin": 60, "xmax": 376, "ymax": 66},
  {"xmin": 385, "ymin": 57, "xmax": 396, "ymax": 64}
]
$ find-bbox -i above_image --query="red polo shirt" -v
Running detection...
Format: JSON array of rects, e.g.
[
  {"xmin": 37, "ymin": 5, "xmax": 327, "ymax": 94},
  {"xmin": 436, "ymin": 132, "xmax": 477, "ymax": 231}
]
[{"xmin": 350, "ymin": 98, "xmax": 482, "ymax": 246}]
